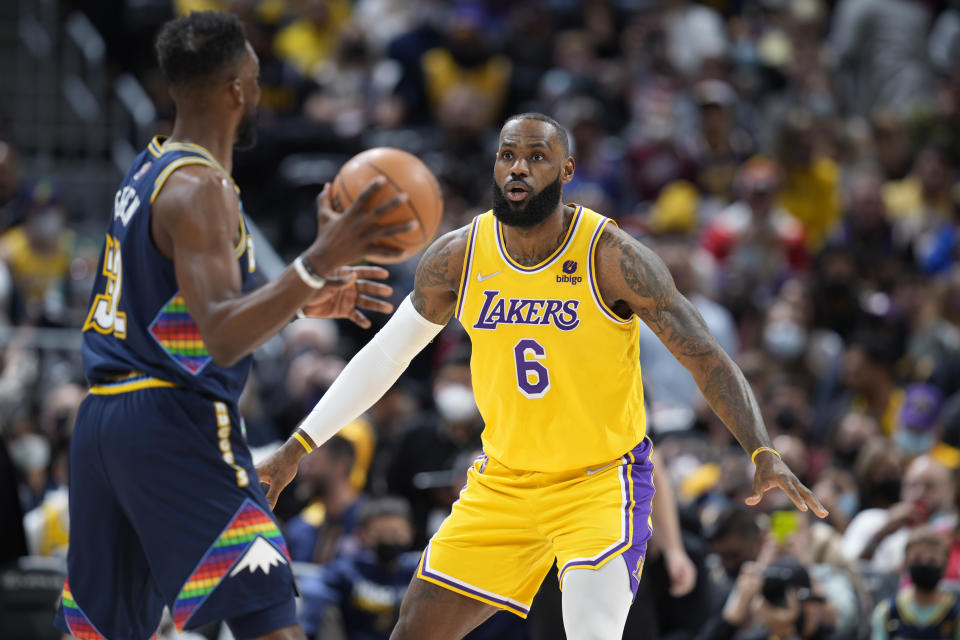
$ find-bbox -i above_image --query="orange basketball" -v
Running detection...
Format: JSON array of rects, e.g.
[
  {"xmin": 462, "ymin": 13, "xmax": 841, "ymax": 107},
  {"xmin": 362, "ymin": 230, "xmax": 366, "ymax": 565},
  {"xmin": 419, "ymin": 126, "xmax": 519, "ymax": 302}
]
[{"xmin": 330, "ymin": 147, "xmax": 443, "ymax": 264}]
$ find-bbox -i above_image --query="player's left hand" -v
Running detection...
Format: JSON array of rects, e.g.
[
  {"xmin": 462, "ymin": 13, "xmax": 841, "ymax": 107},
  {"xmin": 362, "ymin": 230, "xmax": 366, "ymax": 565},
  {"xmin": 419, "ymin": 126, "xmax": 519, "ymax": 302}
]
[
  {"xmin": 664, "ymin": 547, "xmax": 697, "ymax": 597},
  {"xmin": 746, "ymin": 452, "xmax": 828, "ymax": 518},
  {"xmin": 299, "ymin": 265, "xmax": 394, "ymax": 328}
]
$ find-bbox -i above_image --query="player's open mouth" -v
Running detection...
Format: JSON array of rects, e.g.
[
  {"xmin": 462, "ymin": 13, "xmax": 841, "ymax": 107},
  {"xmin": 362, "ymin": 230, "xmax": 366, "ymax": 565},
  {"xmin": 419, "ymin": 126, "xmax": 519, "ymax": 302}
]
[{"xmin": 506, "ymin": 184, "xmax": 530, "ymax": 202}]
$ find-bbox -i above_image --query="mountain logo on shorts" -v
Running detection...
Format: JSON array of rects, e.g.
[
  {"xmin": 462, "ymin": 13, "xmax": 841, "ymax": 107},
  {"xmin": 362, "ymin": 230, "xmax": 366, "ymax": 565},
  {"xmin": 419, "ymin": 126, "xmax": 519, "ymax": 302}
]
[{"xmin": 229, "ymin": 536, "xmax": 289, "ymax": 577}]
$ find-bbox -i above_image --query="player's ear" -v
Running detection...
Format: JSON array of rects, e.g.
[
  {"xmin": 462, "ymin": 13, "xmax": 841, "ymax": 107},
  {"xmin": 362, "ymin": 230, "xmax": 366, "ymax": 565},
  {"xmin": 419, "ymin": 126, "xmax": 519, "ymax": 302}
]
[
  {"xmin": 229, "ymin": 77, "xmax": 244, "ymax": 108},
  {"xmin": 560, "ymin": 155, "xmax": 575, "ymax": 185}
]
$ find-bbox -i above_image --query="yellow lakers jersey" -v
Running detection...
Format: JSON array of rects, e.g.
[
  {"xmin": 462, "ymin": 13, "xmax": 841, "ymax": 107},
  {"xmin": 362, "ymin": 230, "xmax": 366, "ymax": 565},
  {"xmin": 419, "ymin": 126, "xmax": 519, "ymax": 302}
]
[{"xmin": 456, "ymin": 206, "xmax": 646, "ymax": 472}]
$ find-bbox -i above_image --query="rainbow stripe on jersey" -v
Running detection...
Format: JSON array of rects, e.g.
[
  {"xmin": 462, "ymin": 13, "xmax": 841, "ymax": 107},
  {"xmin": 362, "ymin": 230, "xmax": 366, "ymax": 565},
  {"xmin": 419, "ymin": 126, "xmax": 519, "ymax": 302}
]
[
  {"xmin": 172, "ymin": 500, "xmax": 289, "ymax": 631},
  {"xmin": 60, "ymin": 578, "xmax": 106, "ymax": 639},
  {"xmin": 149, "ymin": 293, "xmax": 210, "ymax": 374}
]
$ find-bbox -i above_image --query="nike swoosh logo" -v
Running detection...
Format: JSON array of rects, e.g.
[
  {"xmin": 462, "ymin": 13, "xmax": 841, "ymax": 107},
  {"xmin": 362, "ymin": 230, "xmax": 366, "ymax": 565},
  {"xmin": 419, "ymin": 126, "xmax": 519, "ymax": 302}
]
[
  {"xmin": 585, "ymin": 461, "xmax": 619, "ymax": 476},
  {"xmin": 477, "ymin": 271, "xmax": 501, "ymax": 282}
]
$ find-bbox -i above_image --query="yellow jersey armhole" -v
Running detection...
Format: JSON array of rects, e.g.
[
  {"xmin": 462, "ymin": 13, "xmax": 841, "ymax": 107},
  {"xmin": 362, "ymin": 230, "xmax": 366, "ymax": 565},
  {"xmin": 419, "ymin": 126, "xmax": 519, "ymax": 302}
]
[
  {"xmin": 454, "ymin": 217, "xmax": 480, "ymax": 322},
  {"xmin": 587, "ymin": 218, "xmax": 632, "ymax": 325},
  {"xmin": 150, "ymin": 157, "xmax": 221, "ymax": 204}
]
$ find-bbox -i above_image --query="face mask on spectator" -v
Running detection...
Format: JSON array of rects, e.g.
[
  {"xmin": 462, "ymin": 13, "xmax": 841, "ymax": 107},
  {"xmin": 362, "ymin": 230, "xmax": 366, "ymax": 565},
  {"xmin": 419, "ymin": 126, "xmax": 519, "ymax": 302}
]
[
  {"xmin": 374, "ymin": 541, "xmax": 408, "ymax": 566},
  {"xmin": 435, "ymin": 384, "xmax": 479, "ymax": 423},
  {"xmin": 27, "ymin": 208, "xmax": 64, "ymax": 244},
  {"xmin": 908, "ymin": 563, "xmax": 943, "ymax": 591},
  {"xmin": 763, "ymin": 322, "xmax": 807, "ymax": 359},
  {"xmin": 8, "ymin": 433, "xmax": 50, "ymax": 471},
  {"xmin": 894, "ymin": 428, "xmax": 935, "ymax": 457},
  {"xmin": 837, "ymin": 492, "xmax": 859, "ymax": 519}
]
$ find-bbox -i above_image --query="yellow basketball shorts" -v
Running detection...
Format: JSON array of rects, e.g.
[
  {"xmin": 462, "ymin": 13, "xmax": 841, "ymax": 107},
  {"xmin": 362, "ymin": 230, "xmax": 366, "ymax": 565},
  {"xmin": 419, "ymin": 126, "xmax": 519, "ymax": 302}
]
[{"xmin": 415, "ymin": 438, "xmax": 655, "ymax": 617}]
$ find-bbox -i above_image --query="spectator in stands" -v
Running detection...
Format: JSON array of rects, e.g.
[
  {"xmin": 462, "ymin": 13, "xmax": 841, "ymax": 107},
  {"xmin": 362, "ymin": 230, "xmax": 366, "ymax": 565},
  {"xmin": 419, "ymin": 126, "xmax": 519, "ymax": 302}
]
[
  {"xmin": 892, "ymin": 383, "xmax": 944, "ymax": 460},
  {"xmin": 775, "ymin": 111, "xmax": 841, "ymax": 250},
  {"xmin": 832, "ymin": 0, "xmax": 937, "ymax": 116},
  {"xmin": 844, "ymin": 454, "xmax": 955, "ymax": 573},
  {"xmin": 8, "ymin": 431, "xmax": 53, "ymax": 514},
  {"xmin": 835, "ymin": 166, "xmax": 895, "ymax": 281},
  {"xmin": 556, "ymin": 96, "xmax": 626, "ymax": 217},
  {"xmin": 771, "ymin": 503, "xmax": 860, "ymax": 636},
  {"xmin": 274, "ymin": 0, "xmax": 352, "ymax": 78},
  {"xmin": 0, "ymin": 140, "xmax": 22, "ymax": 231},
  {"xmin": 835, "ymin": 330, "xmax": 905, "ymax": 439},
  {"xmin": 303, "ymin": 23, "xmax": 405, "ymax": 136},
  {"xmin": 284, "ymin": 435, "xmax": 364, "ymax": 564},
  {"xmin": 662, "ymin": 0, "xmax": 728, "ymax": 78},
  {"xmin": 705, "ymin": 504, "xmax": 764, "ymax": 585},
  {"xmin": 699, "ymin": 554, "xmax": 838, "ymax": 640},
  {"xmin": 692, "ymin": 79, "xmax": 753, "ymax": 210},
  {"xmin": 0, "ymin": 179, "xmax": 74, "ymax": 325},
  {"xmin": 0, "ymin": 338, "xmax": 37, "ymax": 435},
  {"xmin": 854, "ymin": 440, "xmax": 907, "ymax": 513},
  {"xmin": 419, "ymin": 6, "xmax": 511, "ymax": 129},
  {"xmin": 626, "ymin": 86, "xmax": 699, "ymax": 205},
  {"xmin": 639, "ymin": 229, "xmax": 739, "ymax": 433},
  {"xmin": 701, "ymin": 156, "xmax": 807, "ymax": 324},
  {"xmin": 886, "ymin": 146, "xmax": 955, "ymax": 264},
  {"xmin": 872, "ymin": 527, "xmax": 960, "ymax": 639},
  {"xmin": 299, "ymin": 496, "xmax": 420, "ymax": 640},
  {"xmin": 0, "ymin": 435, "xmax": 27, "ymax": 565},
  {"xmin": 387, "ymin": 348, "xmax": 482, "ymax": 545}
]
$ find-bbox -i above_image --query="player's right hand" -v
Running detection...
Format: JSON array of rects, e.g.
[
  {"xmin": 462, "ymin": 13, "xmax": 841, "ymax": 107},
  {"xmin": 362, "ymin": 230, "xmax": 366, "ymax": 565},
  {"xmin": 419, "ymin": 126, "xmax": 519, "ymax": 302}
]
[
  {"xmin": 746, "ymin": 453, "xmax": 828, "ymax": 518},
  {"xmin": 305, "ymin": 178, "xmax": 418, "ymax": 274},
  {"xmin": 256, "ymin": 439, "xmax": 307, "ymax": 509}
]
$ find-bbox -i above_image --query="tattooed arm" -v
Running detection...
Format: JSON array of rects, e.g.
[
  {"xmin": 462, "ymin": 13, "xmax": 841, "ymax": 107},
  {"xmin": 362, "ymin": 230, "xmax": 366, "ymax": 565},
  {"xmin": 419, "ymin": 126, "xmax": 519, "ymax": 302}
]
[
  {"xmin": 257, "ymin": 227, "xmax": 470, "ymax": 507},
  {"xmin": 411, "ymin": 226, "xmax": 471, "ymax": 324},
  {"xmin": 595, "ymin": 225, "xmax": 827, "ymax": 517}
]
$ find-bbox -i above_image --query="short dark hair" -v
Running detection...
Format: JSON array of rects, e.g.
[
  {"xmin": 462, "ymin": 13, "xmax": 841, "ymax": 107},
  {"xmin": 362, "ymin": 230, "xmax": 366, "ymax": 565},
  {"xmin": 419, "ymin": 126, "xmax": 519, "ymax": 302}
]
[
  {"xmin": 503, "ymin": 112, "xmax": 570, "ymax": 156},
  {"xmin": 323, "ymin": 435, "xmax": 356, "ymax": 467},
  {"xmin": 905, "ymin": 526, "xmax": 948, "ymax": 555},
  {"xmin": 358, "ymin": 496, "xmax": 412, "ymax": 528},
  {"xmin": 155, "ymin": 11, "xmax": 247, "ymax": 88}
]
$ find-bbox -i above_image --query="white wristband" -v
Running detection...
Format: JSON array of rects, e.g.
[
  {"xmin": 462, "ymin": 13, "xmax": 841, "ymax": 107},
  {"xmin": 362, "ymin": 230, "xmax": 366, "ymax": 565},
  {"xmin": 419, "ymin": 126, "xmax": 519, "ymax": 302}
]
[
  {"xmin": 293, "ymin": 255, "xmax": 326, "ymax": 289},
  {"xmin": 298, "ymin": 295, "xmax": 445, "ymax": 446}
]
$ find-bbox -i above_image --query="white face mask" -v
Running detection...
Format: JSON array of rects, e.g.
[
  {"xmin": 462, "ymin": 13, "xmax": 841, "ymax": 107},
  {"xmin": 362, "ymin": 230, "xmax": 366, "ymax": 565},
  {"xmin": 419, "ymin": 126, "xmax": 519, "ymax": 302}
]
[
  {"xmin": 763, "ymin": 322, "xmax": 807, "ymax": 360},
  {"xmin": 894, "ymin": 428, "xmax": 935, "ymax": 457},
  {"xmin": 434, "ymin": 384, "xmax": 479, "ymax": 423},
  {"xmin": 8, "ymin": 433, "xmax": 50, "ymax": 471}
]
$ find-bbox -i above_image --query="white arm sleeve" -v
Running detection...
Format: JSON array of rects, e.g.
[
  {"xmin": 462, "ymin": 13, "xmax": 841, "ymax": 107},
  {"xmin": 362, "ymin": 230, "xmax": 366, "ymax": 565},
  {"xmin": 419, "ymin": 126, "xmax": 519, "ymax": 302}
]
[{"xmin": 298, "ymin": 295, "xmax": 445, "ymax": 447}]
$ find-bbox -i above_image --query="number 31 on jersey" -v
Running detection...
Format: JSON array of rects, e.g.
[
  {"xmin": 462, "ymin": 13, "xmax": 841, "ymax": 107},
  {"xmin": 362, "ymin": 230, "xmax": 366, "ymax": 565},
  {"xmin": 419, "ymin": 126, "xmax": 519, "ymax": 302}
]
[{"xmin": 82, "ymin": 235, "xmax": 127, "ymax": 338}]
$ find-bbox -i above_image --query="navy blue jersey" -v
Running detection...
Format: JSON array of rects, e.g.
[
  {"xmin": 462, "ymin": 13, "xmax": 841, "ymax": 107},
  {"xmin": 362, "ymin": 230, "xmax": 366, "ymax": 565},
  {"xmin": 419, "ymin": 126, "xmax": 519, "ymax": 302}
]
[
  {"xmin": 299, "ymin": 549, "xmax": 420, "ymax": 640},
  {"xmin": 82, "ymin": 137, "xmax": 256, "ymax": 403}
]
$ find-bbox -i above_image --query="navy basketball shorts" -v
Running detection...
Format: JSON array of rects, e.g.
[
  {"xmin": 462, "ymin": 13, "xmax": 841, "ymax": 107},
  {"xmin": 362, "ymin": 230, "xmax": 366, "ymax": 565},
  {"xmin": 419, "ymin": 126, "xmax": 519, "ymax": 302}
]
[{"xmin": 53, "ymin": 386, "xmax": 297, "ymax": 640}]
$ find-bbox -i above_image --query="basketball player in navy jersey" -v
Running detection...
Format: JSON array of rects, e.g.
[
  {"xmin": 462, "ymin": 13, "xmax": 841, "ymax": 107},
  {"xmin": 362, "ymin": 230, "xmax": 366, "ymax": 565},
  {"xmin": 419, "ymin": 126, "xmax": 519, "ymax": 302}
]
[{"xmin": 54, "ymin": 12, "xmax": 411, "ymax": 640}]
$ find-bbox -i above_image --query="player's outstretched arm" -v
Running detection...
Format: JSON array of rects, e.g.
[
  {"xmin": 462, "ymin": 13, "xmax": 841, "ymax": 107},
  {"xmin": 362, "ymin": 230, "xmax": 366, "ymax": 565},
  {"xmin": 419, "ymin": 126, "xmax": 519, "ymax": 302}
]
[
  {"xmin": 256, "ymin": 226, "xmax": 470, "ymax": 508},
  {"xmin": 594, "ymin": 225, "xmax": 827, "ymax": 518},
  {"xmin": 152, "ymin": 169, "xmax": 412, "ymax": 366}
]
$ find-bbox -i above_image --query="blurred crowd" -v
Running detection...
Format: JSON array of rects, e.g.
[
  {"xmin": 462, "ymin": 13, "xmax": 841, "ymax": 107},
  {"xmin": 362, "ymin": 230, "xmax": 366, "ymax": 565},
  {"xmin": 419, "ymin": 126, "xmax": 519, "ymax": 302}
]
[{"xmin": 3, "ymin": 0, "xmax": 960, "ymax": 638}]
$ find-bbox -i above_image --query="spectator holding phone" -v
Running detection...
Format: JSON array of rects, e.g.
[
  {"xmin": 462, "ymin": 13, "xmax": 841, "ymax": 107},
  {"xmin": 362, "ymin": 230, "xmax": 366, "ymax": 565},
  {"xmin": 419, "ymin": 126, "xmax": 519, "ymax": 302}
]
[
  {"xmin": 844, "ymin": 455, "xmax": 955, "ymax": 573},
  {"xmin": 871, "ymin": 527, "xmax": 960, "ymax": 640}
]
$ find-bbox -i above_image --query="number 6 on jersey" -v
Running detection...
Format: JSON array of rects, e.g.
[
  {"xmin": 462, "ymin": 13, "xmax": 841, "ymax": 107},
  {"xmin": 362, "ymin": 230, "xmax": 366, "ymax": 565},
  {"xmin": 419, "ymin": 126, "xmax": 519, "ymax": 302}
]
[{"xmin": 514, "ymin": 338, "xmax": 550, "ymax": 398}]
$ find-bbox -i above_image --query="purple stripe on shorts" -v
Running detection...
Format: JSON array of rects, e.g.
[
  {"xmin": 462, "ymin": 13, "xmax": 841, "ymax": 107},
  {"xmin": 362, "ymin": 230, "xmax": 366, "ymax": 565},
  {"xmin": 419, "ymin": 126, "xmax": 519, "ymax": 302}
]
[
  {"xmin": 558, "ymin": 438, "xmax": 655, "ymax": 597},
  {"xmin": 420, "ymin": 545, "xmax": 530, "ymax": 616},
  {"xmin": 621, "ymin": 438, "xmax": 655, "ymax": 596}
]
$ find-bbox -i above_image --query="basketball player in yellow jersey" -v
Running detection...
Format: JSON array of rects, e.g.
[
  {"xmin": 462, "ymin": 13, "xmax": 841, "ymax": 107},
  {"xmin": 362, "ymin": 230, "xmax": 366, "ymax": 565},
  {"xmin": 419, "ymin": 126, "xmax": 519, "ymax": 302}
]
[{"xmin": 258, "ymin": 113, "xmax": 827, "ymax": 640}]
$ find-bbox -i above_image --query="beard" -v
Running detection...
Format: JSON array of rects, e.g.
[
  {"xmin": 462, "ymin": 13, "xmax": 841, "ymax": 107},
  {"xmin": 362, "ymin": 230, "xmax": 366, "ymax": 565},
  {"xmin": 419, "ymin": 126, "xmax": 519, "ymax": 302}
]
[
  {"xmin": 234, "ymin": 105, "xmax": 257, "ymax": 150},
  {"xmin": 491, "ymin": 173, "xmax": 563, "ymax": 228}
]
